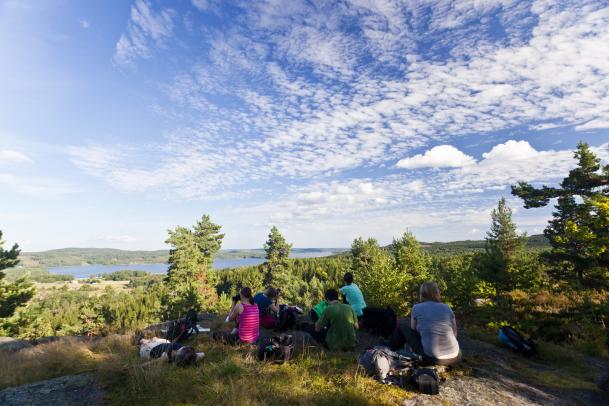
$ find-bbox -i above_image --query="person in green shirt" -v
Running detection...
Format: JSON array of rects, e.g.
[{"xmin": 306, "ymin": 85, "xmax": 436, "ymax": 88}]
[{"xmin": 315, "ymin": 289, "xmax": 359, "ymax": 351}]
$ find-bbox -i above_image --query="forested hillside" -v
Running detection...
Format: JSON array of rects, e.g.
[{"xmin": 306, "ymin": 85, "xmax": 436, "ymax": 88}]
[{"xmin": 19, "ymin": 247, "xmax": 346, "ymax": 268}]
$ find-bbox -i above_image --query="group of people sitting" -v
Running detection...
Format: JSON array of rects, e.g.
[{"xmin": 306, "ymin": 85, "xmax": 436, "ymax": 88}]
[
  {"xmin": 213, "ymin": 272, "xmax": 461, "ymax": 366},
  {"xmin": 136, "ymin": 272, "xmax": 461, "ymax": 368}
]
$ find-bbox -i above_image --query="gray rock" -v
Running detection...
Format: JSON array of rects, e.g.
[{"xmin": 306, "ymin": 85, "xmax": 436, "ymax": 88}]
[
  {"xmin": 0, "ymin": 337, "xmax": 32, "ymax": 352},
  {"xmin": 0, "ymin": 374, "xmax": 105, "ymax": 406}
]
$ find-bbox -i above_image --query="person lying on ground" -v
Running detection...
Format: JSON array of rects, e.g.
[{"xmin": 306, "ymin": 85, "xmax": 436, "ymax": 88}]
[
  {"xmin": 339, "ymin": 272, "xmax": 367, "ymax": 320},
  {"xmin": 254, "ymin": 287, "xmax": 280, "ymax": 329},
  {"xmin": 213, "ymin": 286, "xmax": 259, "ymax": 345},
  {"xmin": 389, "ymin": 281, "xmax": 461, "ymax": 366},
  {"xmin": 307, "ymin": 288, "xmax": 359, "ymax": 351},
  {"xmin": 139, "ymin": 337, "xmax": 204, "ymax": 367}
]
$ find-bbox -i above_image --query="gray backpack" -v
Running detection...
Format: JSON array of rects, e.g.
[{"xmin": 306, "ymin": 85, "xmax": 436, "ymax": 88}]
[{"xmin": 358, "ymin": 346, "xmax": 421, "ymax": 383}]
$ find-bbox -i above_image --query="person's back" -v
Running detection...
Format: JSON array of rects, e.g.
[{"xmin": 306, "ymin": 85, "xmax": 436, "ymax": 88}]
[
  {"xmin": 254, "ymin": 292, "xmax": 272, "ymax": 315},
  {"xmin": 412, "ymin": 301, "xmax": 459, "ymax": 360},
  {"xmin": 318, "ymin": 302, "xmax": 358, "ymax": 351},
  {"xmin": 238, "ymin": 302, "xmax": 260, "ymax": 343},
  {"xmin": 339, "ymin": 272, "xmax": 366, "ymax": 317}
]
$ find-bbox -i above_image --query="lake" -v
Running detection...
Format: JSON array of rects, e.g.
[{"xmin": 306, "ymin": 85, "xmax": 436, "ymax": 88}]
[{"xmin": 48, "ymin": 251, "xmax": 337, "ymax": 278}]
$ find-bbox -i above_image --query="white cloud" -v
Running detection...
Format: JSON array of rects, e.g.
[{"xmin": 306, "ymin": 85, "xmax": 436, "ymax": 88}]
[
  {"xmin": 74, "ymin": 0, "xmax": 609, "ymax": 224},
  {"xmin": 481, "ymin": 140, "xmax": 539, "ymax": 161},
  {"xmin": 114, "ymin": 0, "xmax": 176, "ymax": 67},
  {"xmin": 396, "ymin": 145, "xmax": 476, "ymax": 169},
  {"xmin": 0, "ymin": 149, "xmax": 32, "ymax": 163},
  {"xmin": 79, "ymin": 19, "xmax": 90, "ymax": 29},
  {"xmin": 575, "ymin": 118, "xmax": 609, "ymax": 131}
]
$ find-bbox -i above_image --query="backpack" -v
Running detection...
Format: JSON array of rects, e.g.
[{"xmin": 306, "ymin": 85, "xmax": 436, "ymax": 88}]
[
  {"xmin": 257, "ymin": 334, "xmax": 294, "ymax": 364},
  {"xmin": 275, "ymin": 305, "xmax": 302, "ymax": 332},
  {"xmin": 410, "ymin": 367, "xmax": 440, "ymax": 395},
  {"xmin": 361, "ymin": 307, "xmax": 397, "ymax": 338},
  {"xmin": 498, "ymin": 326, "xmax": 536, "ymax": 357},
  {"xmin": 165, "ymin": 310, "xmax": 198, "ymax": 342},
  {"xmin": 358, "ymin": 346, "xmax": 421, "ymax": 383}
]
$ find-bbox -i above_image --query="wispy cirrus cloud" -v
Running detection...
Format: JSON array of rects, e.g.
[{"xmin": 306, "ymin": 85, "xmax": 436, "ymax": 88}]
[
  {"xmin": 0, "ymin": 149, "xmax": 32, "ymax": 163},
  {"xmin": 70, "ymin": 0, "xmax": 609, "ymax": 240},
  {"xmin": 114, "ymin": 0, "xmax": 176, "ymax": 67}
]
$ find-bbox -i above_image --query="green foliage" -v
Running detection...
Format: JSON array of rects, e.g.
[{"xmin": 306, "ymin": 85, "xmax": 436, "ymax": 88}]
[
  {"xmin": 162, "ymin": 215, "xmax": 224, "ymax": 319},
  {"xmin": 350, "ymin": 237, "xmax": 397, "ymax": 309},
  {"xmin": 350, "ymin": 233, "xmax": 431, "ymax": 312},
  {"xmin": 512, "ymin": 142, "xmax": 609, "ymax": 285},
  {"xmin": 262, "ymin": 226, "xmax": 293, "ymax": 287},
  {"xmin": 477, "ymin": 198, "xmax": 528, "ymax": 295},
  {"xmin": 391, "ymin": 231, "xmax": 432, "ymax": 306},
  {"xmin": 6, "ymin": 285, "xmax": 163, "ymax": 339},
  {"xmin": 4, "ymin": 267, "xmax": 74, "ymax": 283},
  {"xmin": 0, "ymin": 231, "xmax": 35, "ymax": 321}
]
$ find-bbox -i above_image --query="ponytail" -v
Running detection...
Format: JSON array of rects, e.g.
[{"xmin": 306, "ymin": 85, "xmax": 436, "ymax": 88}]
[{"xmin": 241, "ymin": 287, "xmax": 254, "ymax": 305}]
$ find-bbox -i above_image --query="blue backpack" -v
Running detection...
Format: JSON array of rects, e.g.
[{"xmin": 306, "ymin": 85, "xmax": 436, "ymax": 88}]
[{"xmin": 499, "ymin": 326, "xmax": 536, "ymax": 356}]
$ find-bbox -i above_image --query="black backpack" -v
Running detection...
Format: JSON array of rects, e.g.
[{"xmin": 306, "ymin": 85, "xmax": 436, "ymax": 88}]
[
  {"xmin": 498, "ymin": 326, "xmax": 536, "ymax": 357},
  {"xmin": 275, "ymin": 305, "xmax": 302, "ymax": 332},
  {"xmin": 165, "ymin": 310, "xmax": 198, "ymax": 342},
  {"xmin": 361, "ymin": 307, "xmax": 397, "ymax": 338},
  {"xmin": 257, "ymin": 334, "xmax": 294, "ymax": 364},
  {"xmin": 410, "ymin": 367, "xmax": 440, "ymax": 395}
]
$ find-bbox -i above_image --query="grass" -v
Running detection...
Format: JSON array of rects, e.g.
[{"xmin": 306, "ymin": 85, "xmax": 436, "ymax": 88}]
[
  {"xmin": 0, "ymin": 333, "xmax": 407, "ymax": 405},
  {"xmin": 1, "ymin": 325, "xmax": 606, "ymax": 405}
]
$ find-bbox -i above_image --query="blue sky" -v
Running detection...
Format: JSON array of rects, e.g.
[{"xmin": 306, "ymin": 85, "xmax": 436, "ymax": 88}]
[{"xmin": 1, "ymin": 0, "xmax": 608, "ymax": 251}]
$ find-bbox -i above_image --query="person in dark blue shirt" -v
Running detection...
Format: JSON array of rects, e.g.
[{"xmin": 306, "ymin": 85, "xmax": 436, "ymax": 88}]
[{"xmin": 254, "ymin": 287, "xmax": 280, "ymax": 329}]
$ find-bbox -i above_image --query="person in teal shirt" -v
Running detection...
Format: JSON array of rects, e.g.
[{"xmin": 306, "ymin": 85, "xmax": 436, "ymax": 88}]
[{"xmin": 339, "ymin": 272, "xmax": 366, "ymax": 317}]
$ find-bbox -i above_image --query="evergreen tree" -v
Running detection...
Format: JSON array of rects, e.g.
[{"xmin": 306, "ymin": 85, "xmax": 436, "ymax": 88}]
[
  {"xmin": 262, "ymin": 226, "xmax": 293, "ymax": 287},
  {"xmin": 512, "ymin": 142, "xmax": 609, "ymax": 285},
  {"xmin": 478, "ymin": 198, "xmax": 527, "ymax": 295},
  {"xmin": 391, "ymin": 231, "xmax": 432, "ymax": 306},
  {"xmin": 162, "ymin": 215, "xmax": 223, "ymax": 319},
  {"xmin": 0, "ymin": 231, "xmax": 35, "ymax": 319},
  {"xmin": 350, "ymin": 237, "xmax": 402, "ymax": 311}
]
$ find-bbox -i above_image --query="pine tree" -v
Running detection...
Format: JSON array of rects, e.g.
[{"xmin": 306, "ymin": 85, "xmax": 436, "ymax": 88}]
[
  {"xmin": 162, "ymin": 215, "xmax": 223, "ymax": 319},
  {"xmin": 0, "ymin": 231, "xmax": 35, "ymax": 319},
  {"xmin": 479, "ymin": 198, "xmax": 527, "ymax": 295},
  {"xmin": 350, "ymin": 237, "xmax": 402, "ymax": 310},
  {"xmin": 262, "ymin": 226, "xmax": 293, "ymax": 287},
  {"xmin": 391, "ymin": 231, "xmax": 432, "ymax": 306},
  {"xmin": 512, "ymin": 142, "xmax": 609, "ymax": 285}
]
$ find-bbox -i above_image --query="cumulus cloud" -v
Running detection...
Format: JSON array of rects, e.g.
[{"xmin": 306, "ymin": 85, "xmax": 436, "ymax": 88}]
[
  {"xmin": 114, "ymin": 0, "xmax": 176, "ymax": 67},
  {"xmin": 396, "ymin": 145, "xmax": 475, "ymax": 169},
  {"xmin": 0, "ymin": 149, "xmax": 32, "ymax": 163}
]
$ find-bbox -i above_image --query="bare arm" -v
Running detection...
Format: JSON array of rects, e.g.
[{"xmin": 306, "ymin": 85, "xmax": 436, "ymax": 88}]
[
  {"xmin": 228, "ymin": 303, "xmax": 243, "ymax": 322},
  {"xmin": 269, "ymin": 303, "xmax": 280, "ymax": 313},
  {"xmin": 411, "ymin": 318, "xmax": 417, "ymax": 331},
  {"xmin": 452, "ymin": 317, "xmax": 458, "ymax": 337}
]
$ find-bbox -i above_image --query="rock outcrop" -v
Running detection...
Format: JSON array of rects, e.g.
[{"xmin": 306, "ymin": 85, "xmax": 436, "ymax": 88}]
[{"xmin": 0, "ymin": 374, "xmax": 105, "ymax": 406}]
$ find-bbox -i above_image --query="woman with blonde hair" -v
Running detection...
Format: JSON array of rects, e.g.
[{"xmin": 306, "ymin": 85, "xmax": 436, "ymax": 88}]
[{"xmin": 389, "ymin": 282, "xmax": 460, "ymax": 366}]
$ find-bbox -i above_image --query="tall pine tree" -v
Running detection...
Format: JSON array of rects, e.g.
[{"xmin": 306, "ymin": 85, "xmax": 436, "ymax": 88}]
[
  {"xmin": 162, "ymin": 215, "xmax": 223, "ymax": 319},
  {"xmin": 512, "ymin": 142, "xmax": 609, "ymax": 285},
  {"xmin": 0, "ymin": 230, "xmax": 35, "ymax": 319},
  {"xmin": 391, "ymin": 231, "xmax": 432, "ymax": 307},
  {"xmin": 478, "ymin": 198, "xmax": 527, "ymax": 295},
  {"xmin": 262, "ymin": 226, "xmax": 292, "ymax": 287}
]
